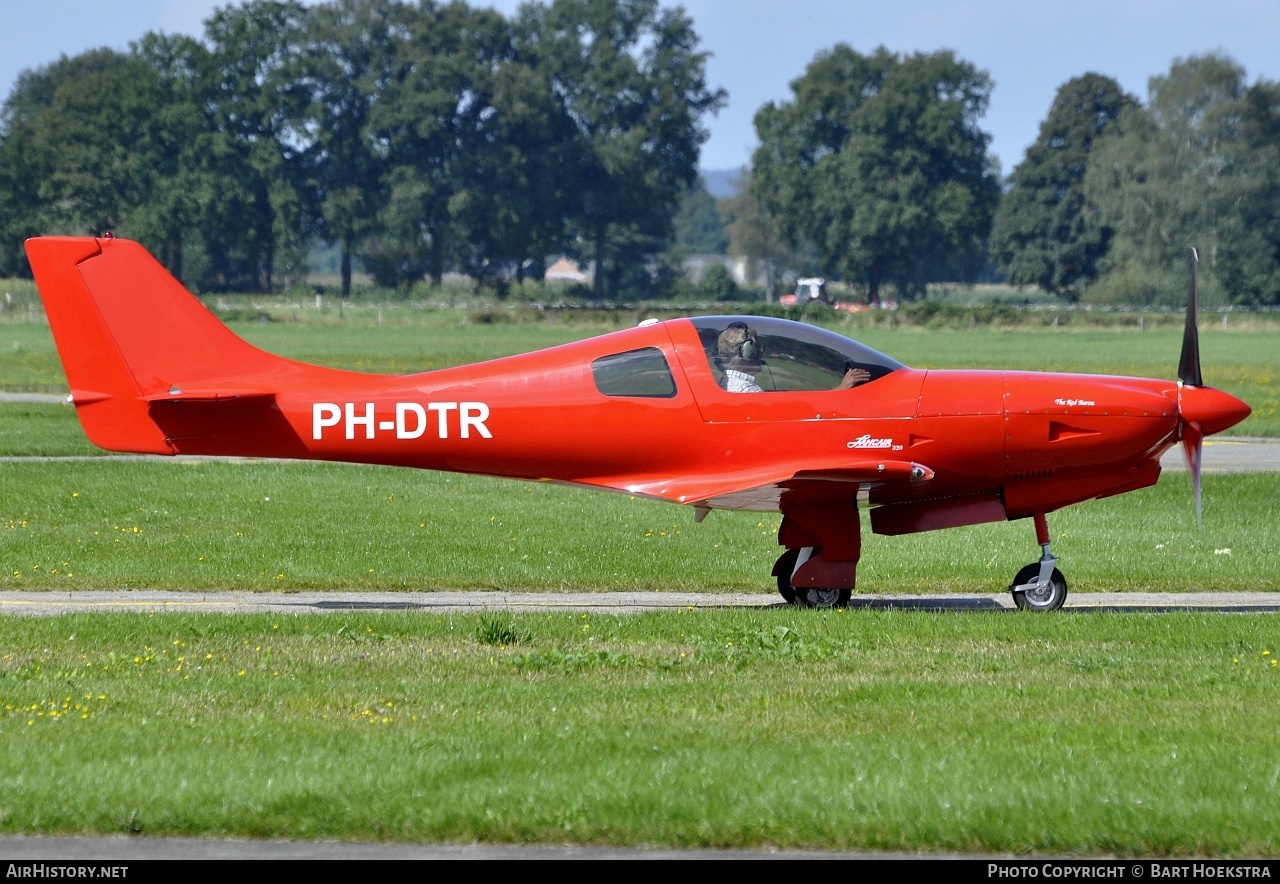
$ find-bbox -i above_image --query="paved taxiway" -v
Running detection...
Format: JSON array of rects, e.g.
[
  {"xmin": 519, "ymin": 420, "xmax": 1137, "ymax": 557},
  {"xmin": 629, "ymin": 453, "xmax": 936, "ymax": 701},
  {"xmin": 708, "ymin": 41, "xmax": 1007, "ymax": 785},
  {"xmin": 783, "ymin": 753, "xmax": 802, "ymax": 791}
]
[
  {"xmin": 2, "ymin": 589, "xmax": 1277, "ymax": 615},
  {"xmin": 1159, "ymin": 435, "xmax": 1280, "ymax": 472},
  {"xmin": 0, "ymin": 834, "xmax": 883, "ymax": 860}
]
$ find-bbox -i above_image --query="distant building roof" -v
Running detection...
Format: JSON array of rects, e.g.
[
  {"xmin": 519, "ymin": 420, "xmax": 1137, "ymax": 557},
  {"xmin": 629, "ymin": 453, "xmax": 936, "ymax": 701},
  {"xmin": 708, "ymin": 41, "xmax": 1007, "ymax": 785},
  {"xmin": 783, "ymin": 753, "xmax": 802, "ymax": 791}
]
[{"xmin": 546, "ymin": 257, "xmax": 588, "ymax": 282}]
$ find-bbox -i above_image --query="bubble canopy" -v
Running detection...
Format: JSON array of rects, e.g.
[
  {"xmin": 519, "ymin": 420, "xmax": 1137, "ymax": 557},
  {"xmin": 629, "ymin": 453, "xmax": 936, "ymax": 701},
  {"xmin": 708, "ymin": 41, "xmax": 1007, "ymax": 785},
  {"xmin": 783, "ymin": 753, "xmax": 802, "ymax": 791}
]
[{"xmin": 691, "ymin": 315, "xmax": 904, "ymax": 392}]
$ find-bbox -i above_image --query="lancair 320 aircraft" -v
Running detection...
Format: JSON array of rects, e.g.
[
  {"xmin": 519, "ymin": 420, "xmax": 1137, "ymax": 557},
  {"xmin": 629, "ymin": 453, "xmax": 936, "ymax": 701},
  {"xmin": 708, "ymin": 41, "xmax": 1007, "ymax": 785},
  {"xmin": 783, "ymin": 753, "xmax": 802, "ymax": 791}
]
[{"xmin": 26, "ymin": 235, "xmax": 1251, "ymax": 610}]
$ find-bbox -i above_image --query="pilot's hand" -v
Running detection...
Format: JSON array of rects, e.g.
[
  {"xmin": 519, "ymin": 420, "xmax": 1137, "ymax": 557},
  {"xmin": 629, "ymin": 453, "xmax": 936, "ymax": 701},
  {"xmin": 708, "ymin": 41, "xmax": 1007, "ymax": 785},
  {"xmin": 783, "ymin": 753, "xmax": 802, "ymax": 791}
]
[{"xmin": 836, "ymin": 367, "xmax": 871, "ymax": 390}]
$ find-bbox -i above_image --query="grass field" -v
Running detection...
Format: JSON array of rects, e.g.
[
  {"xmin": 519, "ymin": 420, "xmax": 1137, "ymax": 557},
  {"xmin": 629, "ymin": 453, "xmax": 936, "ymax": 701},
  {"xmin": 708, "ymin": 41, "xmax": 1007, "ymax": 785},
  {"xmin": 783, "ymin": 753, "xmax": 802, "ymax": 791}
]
[
  {"xmin": 1, "ymin": 299, "xmax": 1277, "ymax": 854},
  {"xmin": 2, "ymin": 609, "xmax": 1279, "ymax": 854},
  {"xmin": 1, "ymin": 461, "xmax": 1276, "ymax": 594}
]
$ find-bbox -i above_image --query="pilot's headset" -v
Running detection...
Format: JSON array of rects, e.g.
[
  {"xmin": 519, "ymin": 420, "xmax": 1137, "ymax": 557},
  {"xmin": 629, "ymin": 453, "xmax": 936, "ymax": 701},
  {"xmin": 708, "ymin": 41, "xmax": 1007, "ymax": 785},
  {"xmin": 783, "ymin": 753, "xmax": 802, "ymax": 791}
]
[{"xmin": 728, "ymin": 321, "xmax": 760, "ymax": 362}]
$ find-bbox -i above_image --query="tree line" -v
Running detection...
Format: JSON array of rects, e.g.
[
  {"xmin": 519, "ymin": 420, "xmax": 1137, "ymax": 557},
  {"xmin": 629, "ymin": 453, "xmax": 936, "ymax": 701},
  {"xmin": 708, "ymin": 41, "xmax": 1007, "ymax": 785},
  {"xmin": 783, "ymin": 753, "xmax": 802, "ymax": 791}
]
[
  {"xmin": 2, "ymin": 0, "xmax": 1278, "ymax": 307},
  {"xmin": 734, "ymin": 47, "xmax": 1280, "ymax": 307},
  {"xmin": 0, "ymin": 0, "xmax": 724, "ymax": 299},
  {"xmin": 990, "ymin": 56, "xmax": 1280, "ymax": 307}
]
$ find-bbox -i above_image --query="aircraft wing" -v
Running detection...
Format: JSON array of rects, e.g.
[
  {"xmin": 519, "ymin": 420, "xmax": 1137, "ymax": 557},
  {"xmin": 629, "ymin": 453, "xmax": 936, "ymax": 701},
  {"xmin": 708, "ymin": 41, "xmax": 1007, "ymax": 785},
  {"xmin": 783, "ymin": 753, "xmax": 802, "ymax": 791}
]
[{"xmin": 607, "ymin": 458, "xmax": 935, "ymax": 511}]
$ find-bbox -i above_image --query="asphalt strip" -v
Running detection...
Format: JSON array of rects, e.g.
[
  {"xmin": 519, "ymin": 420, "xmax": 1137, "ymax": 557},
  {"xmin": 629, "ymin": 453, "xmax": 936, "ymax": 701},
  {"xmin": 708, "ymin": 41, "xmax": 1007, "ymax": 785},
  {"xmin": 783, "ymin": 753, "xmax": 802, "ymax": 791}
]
[{"xmin": 0, "ymin": 589, "xmax": 1277, "ymax": 616}]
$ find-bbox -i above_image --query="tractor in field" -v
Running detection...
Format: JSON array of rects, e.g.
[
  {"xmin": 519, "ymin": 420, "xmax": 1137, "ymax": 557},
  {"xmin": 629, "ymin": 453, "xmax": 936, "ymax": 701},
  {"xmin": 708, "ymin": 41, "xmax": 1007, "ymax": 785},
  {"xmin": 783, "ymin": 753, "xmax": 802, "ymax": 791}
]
[{"xmin": 779, "ymin": 277, "xmax": 830, "ymax": 307}]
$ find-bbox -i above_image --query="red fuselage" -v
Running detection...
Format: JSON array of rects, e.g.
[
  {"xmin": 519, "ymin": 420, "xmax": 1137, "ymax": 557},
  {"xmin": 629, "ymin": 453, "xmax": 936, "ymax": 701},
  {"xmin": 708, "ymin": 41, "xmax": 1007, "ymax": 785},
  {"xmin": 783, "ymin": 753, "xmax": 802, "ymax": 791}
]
[{"xmin": 143, "ymin": 318, "xmax": 1245, "ymax": 537}]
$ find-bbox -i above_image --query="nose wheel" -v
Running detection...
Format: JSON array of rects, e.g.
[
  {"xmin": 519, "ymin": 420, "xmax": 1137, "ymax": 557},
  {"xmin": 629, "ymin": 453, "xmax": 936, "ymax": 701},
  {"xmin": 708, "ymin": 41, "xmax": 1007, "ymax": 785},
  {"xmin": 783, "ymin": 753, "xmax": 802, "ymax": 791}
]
[
  {"xmin": 1010, "ymin": 562, "xmax": 1068, "ymax": 611},
  {"xmin": 1009, "ymin": 513, "xmax": 1068, "ymax": 611}
]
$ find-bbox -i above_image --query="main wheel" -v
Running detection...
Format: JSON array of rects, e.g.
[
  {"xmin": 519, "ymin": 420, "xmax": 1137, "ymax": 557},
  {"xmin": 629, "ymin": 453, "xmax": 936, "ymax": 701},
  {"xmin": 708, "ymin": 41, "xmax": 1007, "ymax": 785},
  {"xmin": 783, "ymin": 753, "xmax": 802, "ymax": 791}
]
[
  {"xmin": 1010, "ymin": 563, "xmax": 1068, "ymax": 611},
  {"xmin": 796, "ymin": 586, "xmax": 852, "ymax": 609},
  {"xmin": 774, "ymin": 548, "xmax": 799, "ymax": 604},
  {"xmin": 776, "ymin": 548, "xmax": 852, "ymax": 608}
]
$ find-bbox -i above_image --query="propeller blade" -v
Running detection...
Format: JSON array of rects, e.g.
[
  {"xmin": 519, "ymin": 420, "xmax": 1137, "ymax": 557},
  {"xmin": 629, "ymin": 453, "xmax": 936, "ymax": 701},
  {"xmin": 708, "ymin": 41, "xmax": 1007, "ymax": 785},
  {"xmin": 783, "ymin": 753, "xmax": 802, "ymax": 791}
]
[
  {"xmin": 1180, "ymin": 418, "xmax": 1204, "ymax": 528},
  {"xmin": 1178, "ymin": 248, "xmax": 1203, "ymax": 387}
]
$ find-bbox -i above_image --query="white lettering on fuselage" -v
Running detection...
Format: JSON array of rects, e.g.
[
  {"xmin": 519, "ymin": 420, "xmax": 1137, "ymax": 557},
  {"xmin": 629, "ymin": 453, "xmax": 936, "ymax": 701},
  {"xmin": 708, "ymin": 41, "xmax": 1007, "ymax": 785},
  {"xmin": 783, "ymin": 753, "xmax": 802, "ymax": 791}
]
[
  {"xmin": 1054, "ymin": 398, "xmax": 1096, "ymax": 407},
  {"xmin": 847, "ymin": 434, "xmax": 895, "ymax": 450},
  {"xmin": 312, "ymin": 402, "xmax": 492, "ymax": 441}
]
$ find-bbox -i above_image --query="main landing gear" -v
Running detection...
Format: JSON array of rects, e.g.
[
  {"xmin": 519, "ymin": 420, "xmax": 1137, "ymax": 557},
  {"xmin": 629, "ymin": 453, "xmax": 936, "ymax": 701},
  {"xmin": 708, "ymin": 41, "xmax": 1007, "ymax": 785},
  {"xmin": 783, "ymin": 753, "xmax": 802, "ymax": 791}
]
[
  {"xmin": 774, "ymin": 547, "xmax": 852, "ymax": 609},
  {"xmin": 773, "ymin": 511, "xmax": 1068, "ymax": 611},
  {"xmin": 1009, "ymin": 513, "xmax": 1068, "ymax": 611}
]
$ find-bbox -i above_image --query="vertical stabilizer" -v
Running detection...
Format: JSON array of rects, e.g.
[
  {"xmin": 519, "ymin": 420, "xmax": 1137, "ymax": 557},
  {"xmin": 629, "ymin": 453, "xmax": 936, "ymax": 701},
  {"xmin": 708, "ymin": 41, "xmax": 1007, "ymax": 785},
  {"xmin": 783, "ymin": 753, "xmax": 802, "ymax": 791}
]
[{"xmin": 25, "ymin": 236, "xmax": 296, "ymax": 454}]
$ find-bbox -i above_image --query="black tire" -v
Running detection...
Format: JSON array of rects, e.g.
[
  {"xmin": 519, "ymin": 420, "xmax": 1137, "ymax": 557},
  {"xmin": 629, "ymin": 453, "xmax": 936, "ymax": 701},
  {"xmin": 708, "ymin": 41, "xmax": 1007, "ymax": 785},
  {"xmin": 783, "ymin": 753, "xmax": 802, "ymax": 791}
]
[
  {"xmin": 773, "ymin": 547, "xmax": 855, "ymax": 608},
  {"xmin": 776, "ymin": 548, "xmax": 851, "ymax": 608},
  {"xmin": 1010, "ymin": 563, "xmax": 1068, "ymax": 611},
  {"xmin": 774, "ymin": 548, "xmax": 799, "ymax": 604},
  {"xmin": 796, "ymin": 586, "xmax": 852, "ymax": 609}
]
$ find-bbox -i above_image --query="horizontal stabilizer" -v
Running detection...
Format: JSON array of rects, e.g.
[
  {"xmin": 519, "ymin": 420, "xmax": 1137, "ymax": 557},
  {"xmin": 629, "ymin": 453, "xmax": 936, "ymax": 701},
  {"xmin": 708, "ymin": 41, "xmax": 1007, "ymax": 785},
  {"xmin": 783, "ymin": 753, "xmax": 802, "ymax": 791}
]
[{"xmin": 141, "ymin": 388, "xmax": 277, "ymax": 403}]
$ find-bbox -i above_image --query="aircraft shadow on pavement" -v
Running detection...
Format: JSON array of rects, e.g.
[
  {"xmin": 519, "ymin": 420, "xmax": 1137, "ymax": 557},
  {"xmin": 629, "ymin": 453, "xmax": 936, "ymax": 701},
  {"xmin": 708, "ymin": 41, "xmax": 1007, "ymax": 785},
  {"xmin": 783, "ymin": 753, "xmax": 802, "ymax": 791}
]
[
  {"xmin": 848, "ymin": 598, "xmax": 1280, "ymax": 614},
  {"xmin": 1055, "ymin": 603, "xmax": 1280, "ymax": 614},
  {"xmin": 297, "ymin": 598, "xmax": 1280, "ymax": 614}
]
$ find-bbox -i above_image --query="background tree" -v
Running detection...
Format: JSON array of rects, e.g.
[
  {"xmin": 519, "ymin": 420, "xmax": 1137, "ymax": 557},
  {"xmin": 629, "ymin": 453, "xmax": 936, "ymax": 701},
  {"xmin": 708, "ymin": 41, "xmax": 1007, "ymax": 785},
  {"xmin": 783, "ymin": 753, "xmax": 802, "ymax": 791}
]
[
  {"xmin": 0, "ymin": 119, "xmax": 36, "ymax": 275},
  {"xmin": 1085, "ymin": 53, "xmax": 1280, "ymax": 305},
  {"xmin": 124, "ymin": 32, "xmax": 220, "ymax": 284},
  {"xmin": 694, "ymin": 262, "xmax": 737, "ymax": 300},
  {"xmin": 296, "ymin": 0, "xmax": 412, "ymax": 296},
  {"xmin": 0, "ymin": 53, "xmax": 103, "ymax": 274},
  {"xmin": 361, "ymin": 1, "xmax": 511, "ymax": 289},
  {"xmin": 518, "ymin": 0, "xmax": 725, "ymax": 300},
  {"xmin": 753, "ymin": 45, "xmax": 1000, "ymax": 303},
  {"xmin": 0, "ymin": 50, "xmax": 156, "ymax": 240},
  {"xmin": 202, "ymin": 0, "xmax": 312, "ymax": 292},
  {"xmin": 0, "ymin": 43, "xmax": 215, "ymax": 281},
  {"xmin": 671, "ymin": 177, "xmax": 728, "ymax": 255},
  {"xmin": 0, "ymin": 0, "xmax": 727, "ymax": 298},
  {"xmin": 718, "ymin": 169, "xmax": 795, "ymax": 302},
  {"xmin": 452, "ymin": 9, "xmax": 579, "ymax": 288},
  {"xmin": 1222, "ymin": 79, "xmax": 1280, "ymax": 305},
  {"xmin": 989, "ymin": 73, "xmax": 1137, "ymax": 298}
]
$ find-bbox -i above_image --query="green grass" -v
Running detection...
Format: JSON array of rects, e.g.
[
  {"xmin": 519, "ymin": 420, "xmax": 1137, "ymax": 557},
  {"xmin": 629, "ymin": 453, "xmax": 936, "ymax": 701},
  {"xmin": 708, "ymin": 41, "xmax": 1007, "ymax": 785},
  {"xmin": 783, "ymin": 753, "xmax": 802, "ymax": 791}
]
[
  {"xmin": 0, "ymin": 322, "xmax": 70, "ymax": 392},
  {"xmin": 2, "ymin": 460, "xmax": 1275, "ymax": 594},
  {"xmin": 1, "ymin": 609, "xmax": 1278, "ymax": 854},
  {"xmin": 0, "ymin": 401, "xmax": 99, "ymax": 456}
]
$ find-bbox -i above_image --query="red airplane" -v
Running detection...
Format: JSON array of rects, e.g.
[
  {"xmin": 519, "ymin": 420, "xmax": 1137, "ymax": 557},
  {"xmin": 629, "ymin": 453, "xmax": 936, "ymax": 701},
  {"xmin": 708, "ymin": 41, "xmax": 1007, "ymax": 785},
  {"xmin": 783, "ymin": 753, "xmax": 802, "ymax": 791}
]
[{"xmin": 25, "ymin": 235, "xmax": 1251, "ymax": 610}]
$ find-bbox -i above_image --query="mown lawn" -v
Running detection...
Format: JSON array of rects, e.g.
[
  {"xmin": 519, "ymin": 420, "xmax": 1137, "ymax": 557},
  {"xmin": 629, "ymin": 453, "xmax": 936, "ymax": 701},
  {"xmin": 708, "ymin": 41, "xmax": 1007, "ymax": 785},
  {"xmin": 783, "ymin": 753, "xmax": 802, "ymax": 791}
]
[
  {"xmin": 1, "ymin": 608, "xmax": 1278, "ymax": 855},
  {"xmin": 2, "ymin": 460, "xmax": 1275, "ymax": 594}
]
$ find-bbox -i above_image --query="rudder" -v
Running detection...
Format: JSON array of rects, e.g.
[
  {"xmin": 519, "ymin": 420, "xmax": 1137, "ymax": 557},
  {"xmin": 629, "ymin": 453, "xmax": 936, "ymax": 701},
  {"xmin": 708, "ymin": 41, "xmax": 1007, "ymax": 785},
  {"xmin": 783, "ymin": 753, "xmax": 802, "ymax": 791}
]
[{"xmin": 25, "ymin": 236, "xmax": 297, "ymax": 454}]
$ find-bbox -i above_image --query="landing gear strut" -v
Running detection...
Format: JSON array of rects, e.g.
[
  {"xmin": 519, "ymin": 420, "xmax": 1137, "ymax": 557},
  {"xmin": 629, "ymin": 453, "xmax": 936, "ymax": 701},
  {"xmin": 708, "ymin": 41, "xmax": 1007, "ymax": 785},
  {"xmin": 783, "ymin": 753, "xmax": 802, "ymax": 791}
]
[{"xmin": 1009, "ymin": 513, "xmax": 1068, "ymax": 611}]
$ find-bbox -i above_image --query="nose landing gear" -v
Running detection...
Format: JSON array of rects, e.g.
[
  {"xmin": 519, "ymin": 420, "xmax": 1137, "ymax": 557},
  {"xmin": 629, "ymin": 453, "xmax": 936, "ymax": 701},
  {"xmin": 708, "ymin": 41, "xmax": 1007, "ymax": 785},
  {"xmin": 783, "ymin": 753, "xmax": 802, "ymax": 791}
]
[{"xmin": 1009, "ymin": 513, "xmax": 1068, "ymax": 611}]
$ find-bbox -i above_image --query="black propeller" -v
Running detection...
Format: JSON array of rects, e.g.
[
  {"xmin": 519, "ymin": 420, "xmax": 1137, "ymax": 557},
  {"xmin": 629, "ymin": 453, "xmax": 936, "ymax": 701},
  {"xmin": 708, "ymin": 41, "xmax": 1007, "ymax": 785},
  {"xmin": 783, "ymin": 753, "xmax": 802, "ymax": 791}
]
[
  {"xmin": 1176, "ymin": 248, "xmax": 1204, "ymax": 524},
  {"xmin": 1178, "ymin": 248, "xmax": 1203, "ymax": 387}
]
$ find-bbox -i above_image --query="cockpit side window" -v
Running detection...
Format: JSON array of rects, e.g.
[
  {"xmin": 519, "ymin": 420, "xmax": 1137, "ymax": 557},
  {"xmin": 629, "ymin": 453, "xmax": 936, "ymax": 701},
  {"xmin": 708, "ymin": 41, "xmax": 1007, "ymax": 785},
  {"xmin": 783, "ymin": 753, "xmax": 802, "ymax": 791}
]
[
  {"xmin": 693, "ymin": 316, "xmax": 903, "ymax": 393},
  {"xmin": 592, "ymin": 347, "xmax": 677, "ymax": 398}
]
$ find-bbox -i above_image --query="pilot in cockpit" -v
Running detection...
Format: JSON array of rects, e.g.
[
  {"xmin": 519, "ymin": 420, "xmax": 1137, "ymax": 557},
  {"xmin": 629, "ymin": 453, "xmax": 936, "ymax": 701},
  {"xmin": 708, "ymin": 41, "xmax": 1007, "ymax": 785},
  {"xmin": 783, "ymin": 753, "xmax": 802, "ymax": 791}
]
[{"xmin": 716, "ymin": 321, "xmax": 870, "ymax": 392}]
